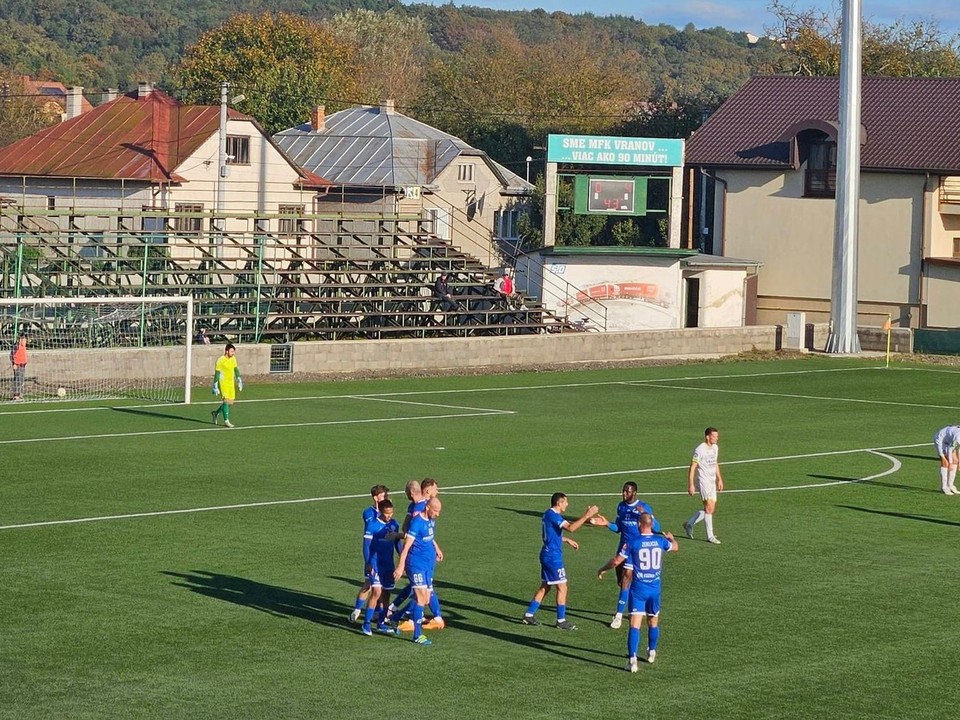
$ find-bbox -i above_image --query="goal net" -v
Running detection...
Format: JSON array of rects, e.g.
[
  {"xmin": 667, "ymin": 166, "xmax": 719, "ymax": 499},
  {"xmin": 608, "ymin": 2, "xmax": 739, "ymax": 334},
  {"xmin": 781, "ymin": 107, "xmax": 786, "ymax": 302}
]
[{"xmin": 0, "ymin": 296, "xmax": 194, "ymax": 404}]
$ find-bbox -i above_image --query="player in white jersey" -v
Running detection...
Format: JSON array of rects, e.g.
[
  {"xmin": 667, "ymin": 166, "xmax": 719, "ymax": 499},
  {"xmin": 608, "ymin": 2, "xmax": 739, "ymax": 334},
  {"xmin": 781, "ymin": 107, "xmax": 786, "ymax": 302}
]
[
  {"xmin": 683, "ymin": 427, "xmax": 724, "ymax": 544},
  {"xmin": 933, "ymin": 425, "xmax": 960, "ymax": 495}
]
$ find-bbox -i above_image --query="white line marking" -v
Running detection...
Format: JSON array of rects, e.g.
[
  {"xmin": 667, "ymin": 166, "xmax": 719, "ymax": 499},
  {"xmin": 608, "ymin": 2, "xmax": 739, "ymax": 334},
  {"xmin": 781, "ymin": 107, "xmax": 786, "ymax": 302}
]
[
  {"xmin": 0, "ymin": 410, "xmax": 507, "ymax": 446},
  {"xmin": 0, "ymin": 444, "xmax": 925, "ymax": 531},
  {"xmin": 0, "ymin": 364, "xmax": 882, "ymax": 416},
  {"xmin": 623, "ymin": 382, "xmax": 960, "ymax": 410},
  {"xmin": 346, "ymin": 395, "xmax": 513, "ymax": 414},
  {"xmin": 444, "ymin": 451, "xmax": 903, "ymax": 496}
]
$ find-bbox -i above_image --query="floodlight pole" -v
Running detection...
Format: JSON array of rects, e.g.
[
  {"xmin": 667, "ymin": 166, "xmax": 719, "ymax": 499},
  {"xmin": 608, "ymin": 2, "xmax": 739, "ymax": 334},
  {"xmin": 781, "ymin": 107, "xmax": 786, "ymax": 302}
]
[
  {"xmin": 215, "ymin": 81, "xmax": 229, "ymax": 236},
  {"xmin": 825, "ymin": 0, "xmax": 863, "ymax": 354}
]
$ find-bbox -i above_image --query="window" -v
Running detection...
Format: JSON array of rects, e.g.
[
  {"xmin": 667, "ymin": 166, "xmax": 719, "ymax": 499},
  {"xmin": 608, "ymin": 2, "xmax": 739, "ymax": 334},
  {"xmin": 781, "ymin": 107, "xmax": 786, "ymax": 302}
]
[
  {"xmin": 46, "ymin": 196, "xmax": 55, "ymax": 211},
  {"xmin": 805, "ymin": 139, "xmax": 836, "ymax": 197},
  {"xmin": 141, "ymin": 207, "xmax": 168, "ymax": 243},
  {"xmin": 174, "ymin": 203, "xmax": 203, "ymax": 235},
  {"xmin": 426, "ymin": 208, "xmax": 451, "ymax": 240},
  {"xmin": 953, "ymin": 238, "xmax": 960, "ymax": 258},
  {"xmin": 226, "ymin": 135, "xmax": 250, "ymax": 165},
  {"xmin": 457, "ymin": 163, "xmax": 474, "ymax": 183},
  {"xmin": 494, "ymin": 209, "xmax": 521, "ymax": 240},
  {"xmin": 278, "ymin": 205, "xmax": 305, "ymax": 239}
]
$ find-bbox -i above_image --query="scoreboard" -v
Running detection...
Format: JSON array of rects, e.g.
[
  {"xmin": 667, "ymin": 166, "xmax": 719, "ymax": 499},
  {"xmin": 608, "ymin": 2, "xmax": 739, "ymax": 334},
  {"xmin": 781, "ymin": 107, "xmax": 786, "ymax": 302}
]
[{"xmin": 573, "ymin": 175, "xmax": 648, "ymax": 216}]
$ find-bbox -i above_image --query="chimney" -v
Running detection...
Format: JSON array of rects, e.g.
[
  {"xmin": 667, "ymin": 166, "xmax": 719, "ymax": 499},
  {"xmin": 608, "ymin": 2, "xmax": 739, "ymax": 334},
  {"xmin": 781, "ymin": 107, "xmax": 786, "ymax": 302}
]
[
  {"xmin": 137, "ymin": 81, "xmax": 154, "ymax": 100},
  {"xmin": 310, "ymin": 105, "xmax": 325, "ymax": 132},
  {"xmin": 66, "ymin": 86, "xmax": 84, "ymax": 119},
  {"xmin": 102, "ymin": 88, "xmax": 118, "ymax": 104},
  {"xmin": 379, "ymin": 98, "xmax": 395, "ymax": 115}
]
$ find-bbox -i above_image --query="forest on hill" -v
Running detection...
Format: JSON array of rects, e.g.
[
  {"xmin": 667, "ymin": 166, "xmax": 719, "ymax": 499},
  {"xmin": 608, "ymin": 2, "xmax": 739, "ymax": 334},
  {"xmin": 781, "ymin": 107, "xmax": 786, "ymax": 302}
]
[{"xmin": 0, "ymin": 1, "xmax": 957, "ymax": 170}]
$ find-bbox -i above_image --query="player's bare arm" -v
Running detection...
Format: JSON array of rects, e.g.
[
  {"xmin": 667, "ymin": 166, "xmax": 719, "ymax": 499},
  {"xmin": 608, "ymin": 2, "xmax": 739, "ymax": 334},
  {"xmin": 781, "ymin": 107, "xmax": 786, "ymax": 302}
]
[
  {"xmin": 597, "ymin": 553, "xmax": 625, "ymax": 580},
  {"xmin": 566, "ymin": 505, "xmax": 600, "ymax": 533}
]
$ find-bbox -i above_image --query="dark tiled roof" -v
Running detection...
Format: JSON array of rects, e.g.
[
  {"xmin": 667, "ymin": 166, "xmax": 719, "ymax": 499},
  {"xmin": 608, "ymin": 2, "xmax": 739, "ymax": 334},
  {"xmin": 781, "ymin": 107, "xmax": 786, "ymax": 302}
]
[
  {"xmin": 686, "ymin": 76, "xmax": 960, "ymax": 173},
  {"xmin": 0, "ymin": 90, "xmax": 247, "ymax": 182}
]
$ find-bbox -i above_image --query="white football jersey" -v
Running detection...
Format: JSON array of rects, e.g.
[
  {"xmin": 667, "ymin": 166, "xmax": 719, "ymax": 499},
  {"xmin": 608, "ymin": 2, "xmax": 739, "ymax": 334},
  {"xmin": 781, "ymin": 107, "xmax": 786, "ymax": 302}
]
[{"xmin": 693, "ymin": 441, "xmax": 719, "ymax": 485}]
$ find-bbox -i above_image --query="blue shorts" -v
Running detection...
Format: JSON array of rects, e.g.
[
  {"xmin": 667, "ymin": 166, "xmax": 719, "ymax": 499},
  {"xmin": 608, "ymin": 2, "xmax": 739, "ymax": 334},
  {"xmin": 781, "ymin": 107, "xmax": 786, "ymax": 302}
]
[
  {"xmin": 539, "ymin": 555, "xmax": 567, "ymax": 585},
  {"xmin": 616, "ymin": 540, "xmax": 635, "ymax": 571},
  {"xmin": 368, "ymin": 564, "xmax": 396, "ymax": 591},
  {"xmin": 628, "ymin": 584, "xmax": 661, "ymax": 617},
  {"xmin": 407, "ymin": 563, "xmax": 434, "ymax": 590}
]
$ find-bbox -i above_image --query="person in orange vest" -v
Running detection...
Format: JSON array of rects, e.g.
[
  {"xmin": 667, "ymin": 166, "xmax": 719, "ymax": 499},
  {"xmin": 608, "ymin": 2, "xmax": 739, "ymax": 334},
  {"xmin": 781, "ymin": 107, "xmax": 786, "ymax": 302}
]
[{"xmin": 10, "ymin": 333, "xmax": 27, "ymax": 401}]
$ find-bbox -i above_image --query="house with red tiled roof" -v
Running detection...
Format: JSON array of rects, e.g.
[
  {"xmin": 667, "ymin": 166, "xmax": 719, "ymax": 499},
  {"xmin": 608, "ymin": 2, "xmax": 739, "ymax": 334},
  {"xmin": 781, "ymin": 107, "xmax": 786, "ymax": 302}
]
[
  {"xmin": 686, "ymin": 75, "xmax": 960, "ymax": 329},
  {"xmin": 19, "ymin": 76, "xmax": 95, "ymax": 121},
  {"xmin": 0, "ymin": 83, "xmax": 329, "ymax": 262}
]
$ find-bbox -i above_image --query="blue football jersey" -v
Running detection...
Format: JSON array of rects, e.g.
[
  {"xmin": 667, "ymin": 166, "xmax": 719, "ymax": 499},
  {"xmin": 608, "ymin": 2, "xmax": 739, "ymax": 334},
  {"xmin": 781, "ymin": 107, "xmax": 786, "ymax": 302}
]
[
  {"xmin": 540, "ymin": 508, "xmax": 567, "ymax": 558},
  {"xmin": 367, "ymin": 517, "xmax": 400, "ymax": 566},
  {"xmin": 406, "ymin": 515, "xmax": 436, "ymax": 565},
  {"xmin": 620, "ymin": 534, "xmax": 673, "ymax": 590}
]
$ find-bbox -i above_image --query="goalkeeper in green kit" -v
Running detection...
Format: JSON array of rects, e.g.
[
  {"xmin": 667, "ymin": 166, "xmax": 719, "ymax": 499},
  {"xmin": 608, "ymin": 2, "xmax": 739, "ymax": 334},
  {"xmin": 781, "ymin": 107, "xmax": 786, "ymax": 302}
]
[{"xmin": 211, "ymin": 343, "xmax": 242, "ymax": 428}]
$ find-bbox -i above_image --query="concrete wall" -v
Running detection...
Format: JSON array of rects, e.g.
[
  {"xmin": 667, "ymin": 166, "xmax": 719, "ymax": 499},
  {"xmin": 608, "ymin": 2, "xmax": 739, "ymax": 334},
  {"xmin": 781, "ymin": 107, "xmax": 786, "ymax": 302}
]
[{"xmin": 27, "ymin": 323, "xmax": 913, "ymax": 394}]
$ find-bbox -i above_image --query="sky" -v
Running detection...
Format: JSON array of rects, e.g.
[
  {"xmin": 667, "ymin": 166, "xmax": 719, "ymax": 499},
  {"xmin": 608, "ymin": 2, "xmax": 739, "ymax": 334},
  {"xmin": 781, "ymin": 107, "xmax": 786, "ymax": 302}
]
[{"xmin": 419, "ymin": 1, "xmax": 960, "ymax": 38}]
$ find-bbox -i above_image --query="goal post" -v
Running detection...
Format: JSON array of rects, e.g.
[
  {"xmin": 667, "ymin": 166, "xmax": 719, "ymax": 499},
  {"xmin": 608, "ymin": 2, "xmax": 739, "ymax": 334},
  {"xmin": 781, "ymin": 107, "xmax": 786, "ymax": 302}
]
[{"xmin": 0, "ymin": 296, "xmax": 195, "ymax": 404}]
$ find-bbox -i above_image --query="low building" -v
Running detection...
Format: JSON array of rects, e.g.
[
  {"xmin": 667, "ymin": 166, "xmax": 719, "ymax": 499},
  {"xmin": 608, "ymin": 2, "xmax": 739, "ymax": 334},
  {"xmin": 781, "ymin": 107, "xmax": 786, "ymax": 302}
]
[
  {"xmin": 274, "ymin": 100, "xmax": 532, "ymax": 267},
  {"xmin": 517, "ymin": 247, "xmax": 760, "ymax": 331},
  {"xmin": 687, "ymin": 75, "xmax": 960, "ymax": 328}
]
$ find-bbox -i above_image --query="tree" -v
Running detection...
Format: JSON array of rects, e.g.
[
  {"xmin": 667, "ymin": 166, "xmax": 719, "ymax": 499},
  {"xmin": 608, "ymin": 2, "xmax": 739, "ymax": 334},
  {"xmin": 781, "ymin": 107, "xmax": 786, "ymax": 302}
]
[
  {"xmin": 0, "ymin": 71, "xmax": 56, "ymax": 148},
  {"xmin": 325, "ymin": 8, "xmax": 433, "ymax": 106},
  {"xmin": 172, "ymin": 12, "xmax": 361, "ymax": 134},
  {"xmin": 768, "ymin": 0, "xmax": 960, "ymax": 76}
]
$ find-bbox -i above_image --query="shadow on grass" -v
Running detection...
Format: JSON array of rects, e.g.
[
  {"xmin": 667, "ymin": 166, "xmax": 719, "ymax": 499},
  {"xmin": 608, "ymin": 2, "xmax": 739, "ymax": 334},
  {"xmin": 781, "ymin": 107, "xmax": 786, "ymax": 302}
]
[
  {"xmin": 113, "ymin": 406, "xmax": 211, "ymax": 425},
  {"xmin": 163, "ymin": 570, "xmax": 354, "ymax": 630},
  {"xmin": 884, "ymin": 451, "xmax": 936, "ymax": 463},
  {"xmin": 838, "ymin": 505, "xmax": 960, "ymax": 528},
  {"xmin": 809, "ymin": 473, "xmax": 939, "ymax": 494},
  {"xmin": 494, "ymin": 507, "xmax": 544, "ymax": 520},
  {"xmin": 328, "ymin": 575, "xmax": 622, "ymax": 668}
]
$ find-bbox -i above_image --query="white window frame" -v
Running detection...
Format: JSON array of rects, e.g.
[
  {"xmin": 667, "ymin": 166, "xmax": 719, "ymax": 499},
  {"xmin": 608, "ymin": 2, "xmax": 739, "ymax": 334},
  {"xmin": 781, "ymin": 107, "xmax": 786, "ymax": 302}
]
[
  {"xmin": 457, "ymin": 163, "xmax": 474, "ymax": 183},
  {"xmin": 427, "ymin": 208, "xmax": 452, "ymax": 241}
]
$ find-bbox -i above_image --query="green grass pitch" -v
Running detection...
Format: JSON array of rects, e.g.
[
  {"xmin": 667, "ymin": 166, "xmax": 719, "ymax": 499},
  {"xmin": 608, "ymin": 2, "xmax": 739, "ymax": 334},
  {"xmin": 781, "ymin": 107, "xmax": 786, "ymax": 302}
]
[{"xmin": 2, "ymin": 355, "xmax": 960, "ymax": 718}]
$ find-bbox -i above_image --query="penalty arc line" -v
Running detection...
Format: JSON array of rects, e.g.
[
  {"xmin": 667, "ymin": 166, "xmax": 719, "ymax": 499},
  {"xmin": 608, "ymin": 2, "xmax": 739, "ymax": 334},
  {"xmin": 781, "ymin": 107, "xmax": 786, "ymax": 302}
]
[
  {"xmin": 0, "ymin": 445, "xmax": 922, "ymax": 532},
  {"xmin": 444, "ymin": 451, "xmax": 903, "ymax": 497}
]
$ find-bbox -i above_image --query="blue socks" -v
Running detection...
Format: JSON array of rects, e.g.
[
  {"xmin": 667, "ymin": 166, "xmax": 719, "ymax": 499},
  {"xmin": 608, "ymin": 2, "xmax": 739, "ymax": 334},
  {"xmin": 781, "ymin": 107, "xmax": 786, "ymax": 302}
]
[
  {"xmin": 628, "ymin": 626, "xmax": 640, "ymax": 658},
  {"xmin": 616, "ymin": 588, "xmax": 629, "ymax": 615},
  {"xmin": 412, "ymin": 604, "xmax": 425, "ymax": 639},
  {"xmin": 557, "ymin": 604, "xmax": 567, "ymax": 622},
  {"xmin": 649, "ymin": 625, "xmax": 660, "ymax": 651},
  {"xmin": 525, "ymin": 600, "xmax": 541, "ymax": 616}
]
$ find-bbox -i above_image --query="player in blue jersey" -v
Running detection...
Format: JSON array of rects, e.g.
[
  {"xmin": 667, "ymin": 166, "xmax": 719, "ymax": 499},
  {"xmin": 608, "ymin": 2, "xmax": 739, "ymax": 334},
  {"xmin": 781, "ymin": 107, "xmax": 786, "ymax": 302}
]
[
  {"xmin": 591, "ymin": 482, "xmax": 662, "ymax": 629},
  {"xmin": 391, "ymin": 478, "xmax": 447, "ymax": 629},
  {"xmin": 385, "ymin": 480, "xmax": 426, "ymax": 623},
  {"xmin": 350, "ymin": 484, "xmax": 389, "ymax": 623},
  {"xmin": 598, "ymin": 512, "xmax": 678, "ymax": 672},
  {"xmin": 360, "ymin": 499, "xmax": 403, "ymax": 636},
  {"xmin": 521, "ymin": 493, "xmax": 600, "ymax": 630},
  {"xmin": 394, "ymin": 497, "xmax": 443, "ymax": 646},
  {"xmin": 934, "ymin": 424, "xmax": 960, "ymax": 495}
]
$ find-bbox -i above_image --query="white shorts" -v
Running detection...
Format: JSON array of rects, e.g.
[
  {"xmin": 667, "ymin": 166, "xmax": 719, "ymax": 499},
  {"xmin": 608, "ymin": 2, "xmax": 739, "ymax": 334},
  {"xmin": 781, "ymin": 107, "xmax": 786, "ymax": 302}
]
[
  {"xmin": 935, "ymin": 441, "xmax": 959, "ymax": 460},
  {"xmin": 698, "ymin": 479, "xmax": 717, "ymax": 502}
]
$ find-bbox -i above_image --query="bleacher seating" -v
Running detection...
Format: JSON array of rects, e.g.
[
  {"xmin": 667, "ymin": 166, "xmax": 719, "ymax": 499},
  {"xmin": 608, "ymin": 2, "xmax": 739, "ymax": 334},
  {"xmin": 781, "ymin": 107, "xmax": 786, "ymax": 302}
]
[{"xmin": 0, "ymin": 211, "xmax": 559, "ymax": 341}]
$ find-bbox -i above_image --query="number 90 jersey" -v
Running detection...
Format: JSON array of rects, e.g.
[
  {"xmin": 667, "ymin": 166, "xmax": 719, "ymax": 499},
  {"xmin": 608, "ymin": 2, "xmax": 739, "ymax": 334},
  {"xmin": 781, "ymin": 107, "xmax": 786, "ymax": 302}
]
[{"xmin": 618, "ymin": 534, "xmax": 674, "ymax": 591}]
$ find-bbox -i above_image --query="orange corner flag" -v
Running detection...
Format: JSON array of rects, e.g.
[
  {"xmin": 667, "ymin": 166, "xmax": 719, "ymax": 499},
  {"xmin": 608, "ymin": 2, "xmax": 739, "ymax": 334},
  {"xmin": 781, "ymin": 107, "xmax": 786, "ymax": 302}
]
[{"xmin": 882, "ymin": 318, "xmax": 892, "ymax": 332}]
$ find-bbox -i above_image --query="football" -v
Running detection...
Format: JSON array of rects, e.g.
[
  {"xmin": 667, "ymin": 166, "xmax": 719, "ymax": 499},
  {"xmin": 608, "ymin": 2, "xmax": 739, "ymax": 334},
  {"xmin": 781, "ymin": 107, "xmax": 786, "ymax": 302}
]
[{"xmin": 56, "ymin": 387, "xmax": 66, "ymax": 397}]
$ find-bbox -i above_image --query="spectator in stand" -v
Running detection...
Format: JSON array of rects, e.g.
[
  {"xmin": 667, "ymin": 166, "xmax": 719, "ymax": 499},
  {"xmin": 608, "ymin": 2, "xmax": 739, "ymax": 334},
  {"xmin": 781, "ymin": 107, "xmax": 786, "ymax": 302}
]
[
  {"xmin": 494, "ymin": 269, "xmax": 519, "ymax": 307},
  {"xmin": 195, "ymin": 328, "xmax": 211, "ymax": 345},
  {"xmin": 433, "ymin": 272, "xmax": 458, "ymax": 317}
]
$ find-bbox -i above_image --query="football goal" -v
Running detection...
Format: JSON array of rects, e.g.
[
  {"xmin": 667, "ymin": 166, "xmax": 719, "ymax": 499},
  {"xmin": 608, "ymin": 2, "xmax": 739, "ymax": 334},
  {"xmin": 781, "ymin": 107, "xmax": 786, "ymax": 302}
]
[{"xmin": 0, "ymin": 296, "xmax": 194, "ymax": 404}]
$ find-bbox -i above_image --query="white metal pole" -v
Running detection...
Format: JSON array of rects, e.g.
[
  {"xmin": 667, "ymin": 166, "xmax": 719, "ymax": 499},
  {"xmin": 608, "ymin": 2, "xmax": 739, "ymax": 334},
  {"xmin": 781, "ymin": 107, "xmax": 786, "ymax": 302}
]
[
  {"xmin": 825, "ymin": 0, "xmax": 863, "ymax": 354},
  {"xmin": 216, "ymin": 81, "xmax": 228, "ymax": 235},
  {"xmin": 184, "ymin": 296, "xmax": 194, "ymax": 405}
]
